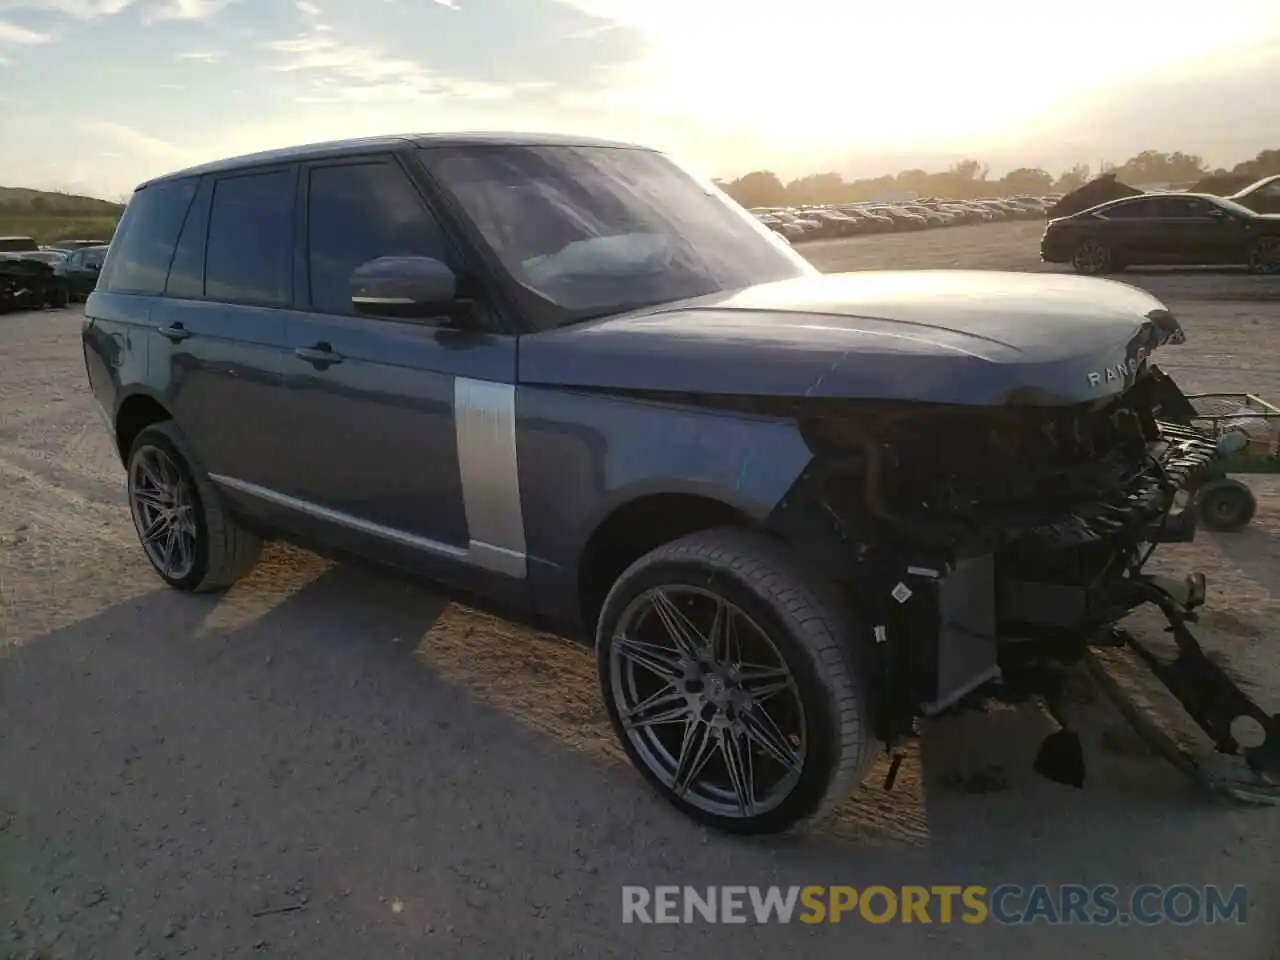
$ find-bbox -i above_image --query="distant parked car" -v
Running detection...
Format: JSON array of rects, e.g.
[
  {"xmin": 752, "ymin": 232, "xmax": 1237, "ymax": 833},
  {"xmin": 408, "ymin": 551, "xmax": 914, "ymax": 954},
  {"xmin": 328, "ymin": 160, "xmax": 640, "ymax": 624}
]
[
  {"xmin": 1227, "ymin": 174, "xmax": 1280, "ymax": 215},
  {"xmin": 47, "ymin": 238, "xmax": 112, "ymax": 252},
  {"xmin": 0, "ymin": 236, "xmax": 39, "ymax": 254},
  {"xmin": 54, "ymin": 244, "xmax": 109, "ymax": 301},
  {"xmin": 1041, "ymin": 192, "xmax": 1280, "ymax": 275}
]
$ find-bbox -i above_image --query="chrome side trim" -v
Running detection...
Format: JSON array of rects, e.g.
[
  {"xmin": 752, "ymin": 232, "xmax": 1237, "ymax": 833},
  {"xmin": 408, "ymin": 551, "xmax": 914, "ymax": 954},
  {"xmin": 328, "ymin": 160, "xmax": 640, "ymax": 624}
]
[
  {"xmin": 208, "ymin": 474, "xmax": 469, "ymax": 561},
  {"xmin": 454, "ymin": 377, "xmax": 528, "ymax": 579}
]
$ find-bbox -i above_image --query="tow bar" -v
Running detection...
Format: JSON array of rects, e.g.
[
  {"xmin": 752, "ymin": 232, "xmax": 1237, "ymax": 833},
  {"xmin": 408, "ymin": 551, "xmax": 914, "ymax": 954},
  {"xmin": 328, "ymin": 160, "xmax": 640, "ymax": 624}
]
[{"xmin": 1087, "ymin": 574, "xmax": 1280, "ymax": 804}]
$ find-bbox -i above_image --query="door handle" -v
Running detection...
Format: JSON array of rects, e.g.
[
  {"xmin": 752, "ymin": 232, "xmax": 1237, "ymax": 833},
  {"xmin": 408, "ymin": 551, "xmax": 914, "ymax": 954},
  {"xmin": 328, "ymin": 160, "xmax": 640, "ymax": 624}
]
[
  {"xmin": 159, "ymin": 323, "xmax": 192, "ymax": 343},
  {"xmin": 295, "ymin": 343, "xmax": 343, "ymax": 366}
]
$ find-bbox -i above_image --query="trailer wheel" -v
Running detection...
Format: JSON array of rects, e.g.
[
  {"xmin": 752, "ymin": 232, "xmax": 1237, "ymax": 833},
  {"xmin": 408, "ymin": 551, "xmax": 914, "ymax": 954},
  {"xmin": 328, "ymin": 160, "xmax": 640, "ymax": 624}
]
[{"xmin": 1198, "ymin": 478, "xmax": 1256, "ymax": 532}]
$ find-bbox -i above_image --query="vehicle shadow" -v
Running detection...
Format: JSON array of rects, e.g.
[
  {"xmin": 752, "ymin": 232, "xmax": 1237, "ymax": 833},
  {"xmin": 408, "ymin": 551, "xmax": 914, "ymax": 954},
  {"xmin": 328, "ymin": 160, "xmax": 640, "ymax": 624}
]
[{"xmin": 1, "ymin": 549, "xmax": 1272, "ymax": 957}]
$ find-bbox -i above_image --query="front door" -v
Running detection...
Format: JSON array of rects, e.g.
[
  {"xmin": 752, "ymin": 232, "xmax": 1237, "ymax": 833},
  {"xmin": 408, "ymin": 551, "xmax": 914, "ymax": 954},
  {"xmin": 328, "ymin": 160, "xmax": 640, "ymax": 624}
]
[
  {"xmin": 1149, "ymin": 196, "xmax": 1244, "ymax": 265},
  {"xmin": 273, "ymin": 155, "xmax": 523, "ymax": 600}
]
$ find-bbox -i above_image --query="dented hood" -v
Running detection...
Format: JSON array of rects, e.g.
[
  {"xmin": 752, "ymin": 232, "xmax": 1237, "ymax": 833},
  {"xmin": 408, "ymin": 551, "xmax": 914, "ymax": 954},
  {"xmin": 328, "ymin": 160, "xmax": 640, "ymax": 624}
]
[{"xmin": 517, "ymin": 271, "xmax": 1184, "ymax": 406}]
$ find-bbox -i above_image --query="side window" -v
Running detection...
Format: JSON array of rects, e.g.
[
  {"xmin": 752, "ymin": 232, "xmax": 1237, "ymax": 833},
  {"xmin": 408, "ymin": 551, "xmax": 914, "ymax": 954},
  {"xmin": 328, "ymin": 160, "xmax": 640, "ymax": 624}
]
[
  {"xmin": 1098, "ymin": 198, "xmax": 1158, "ymax": 219},
  {"xmin": 98, "ymin": 178, "xmax": 197, "ymax": 295},
  {"xmin": 1257, "ymin": 180, "xmax": 1280, "ymax": 199},
  {"xmin": 165, "ymin": 177, "xmax": 212, "ymax": 300},
  {"xmin": 1156, "ymin": 197, "xmax": 1217, "ymax": 218},
  {"xmin": 306, "ymin": 161, "xmax": 453, "ymax": 315},
  {"xmin": 204, "ymin": 169, "xmax": 295, "ymax": 306},
  {"xmin": 66, "ymin": 251, "xmax": 83, "ymax": 269}
]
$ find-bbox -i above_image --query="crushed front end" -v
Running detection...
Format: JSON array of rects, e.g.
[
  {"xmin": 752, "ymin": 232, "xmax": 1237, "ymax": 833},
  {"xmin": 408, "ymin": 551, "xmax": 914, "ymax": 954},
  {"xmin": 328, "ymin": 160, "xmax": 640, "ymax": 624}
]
[{"xmin": 767, "ymin": 360, "xmax": 1279, "ymax": 800}]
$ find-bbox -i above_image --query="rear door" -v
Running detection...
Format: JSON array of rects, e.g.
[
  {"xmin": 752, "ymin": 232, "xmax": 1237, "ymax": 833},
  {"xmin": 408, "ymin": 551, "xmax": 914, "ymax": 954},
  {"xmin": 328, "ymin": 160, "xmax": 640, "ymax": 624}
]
[
  {"xmin": 150, "ymin": 166, "xmax": 299, "ymax": 505},
  {"xmin": 1091, "ymin": 196, "xmax": 1163, "ymax": 264},
  {"xmin": 273, "ymin": 154, "xmax": 523, "ymax": 598}
]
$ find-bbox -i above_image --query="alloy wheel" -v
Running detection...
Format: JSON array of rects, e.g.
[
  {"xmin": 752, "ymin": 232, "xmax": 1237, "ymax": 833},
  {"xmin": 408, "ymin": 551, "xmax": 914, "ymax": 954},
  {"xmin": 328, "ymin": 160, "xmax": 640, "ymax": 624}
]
[
  {"xmin": 1073, "ymin": 240, "xmax": 1108, "ymax": 274},
  {"xmin": 128, "ymin": 444, "xmax": 198, "ymax": 581},
  {"xmin": 1248, "ymin": 239, "xmax": 1280, "ymax": 275},
  {"xmin": 608, "ymin": 585, "xmax": 807, "ymax": 819}
]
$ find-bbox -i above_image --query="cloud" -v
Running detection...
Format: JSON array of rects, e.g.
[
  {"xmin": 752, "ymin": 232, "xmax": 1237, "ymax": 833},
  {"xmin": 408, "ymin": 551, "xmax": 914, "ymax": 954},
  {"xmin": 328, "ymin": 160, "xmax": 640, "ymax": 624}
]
[
  {"xmin": 0, "ymin": 0, "xmax": 132, "ymax": 18},
  {"xmin": 176, "ymin": 49, "xmax": 222, "ymax": 62},
  {"xmin": 143, "ymin": 0, "xmax": 235, "ymax": 21},
  {"xmin": 294, "ymin": 0, "xmax": 317, "ymax": 13},
  {"xmin": 0, "ymin": 19, "xmax": 52, "ymax": 42},
  {"xmin": 78, "ymin": 119, "xmax": 194, "ymax": 163},
  {"xmin": 266, "ymin": 32, "xmax": 528, "ymax": 103}
]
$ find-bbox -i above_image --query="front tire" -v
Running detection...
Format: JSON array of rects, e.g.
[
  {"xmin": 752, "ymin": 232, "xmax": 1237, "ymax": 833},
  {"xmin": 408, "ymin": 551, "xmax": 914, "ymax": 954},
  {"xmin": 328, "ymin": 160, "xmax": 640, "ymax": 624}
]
[
  {"xmin": 596, "ymin": 528, "xmax": 879, "ymax": 835},
  {"xmin": 1071, "ymin": 238, "xmax": 1112, "ymax": 275},
  {"xmin": 126, "ymin": 422, "xmax": 263, "ymax": 591}
]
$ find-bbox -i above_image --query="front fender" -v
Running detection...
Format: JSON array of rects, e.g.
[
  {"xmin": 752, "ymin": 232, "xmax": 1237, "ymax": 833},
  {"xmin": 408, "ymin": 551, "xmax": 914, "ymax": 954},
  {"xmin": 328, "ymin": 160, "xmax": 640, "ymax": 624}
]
[{"xmin": 515, "ymin": 386, "xmax": 813, "ymax": 622}]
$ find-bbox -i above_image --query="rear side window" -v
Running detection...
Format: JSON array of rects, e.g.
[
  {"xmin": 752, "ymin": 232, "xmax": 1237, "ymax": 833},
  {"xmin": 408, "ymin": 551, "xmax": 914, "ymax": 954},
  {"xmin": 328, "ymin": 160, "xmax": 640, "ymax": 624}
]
[
  {"xmin": 305, "ymin": 161, "xmax": 453, "ymax": 315},
  {"xmin": 99, "ymin": 179, "xmax": 197, "ymax": 294},
  {"xmin": 1097, "ymin": 198, "xmax": 1157, "ymax": 219},
  {"xmin": 204, "ymin": 169, "xmax": 295, "ymax": 306}
]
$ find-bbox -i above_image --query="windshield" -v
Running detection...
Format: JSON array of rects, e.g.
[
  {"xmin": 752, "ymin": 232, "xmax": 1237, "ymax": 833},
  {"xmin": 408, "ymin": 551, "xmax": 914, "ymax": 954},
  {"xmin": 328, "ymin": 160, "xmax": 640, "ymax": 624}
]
[{"xmin": 419, "ymin": 144, "xmax": 814, "ymax": 326}]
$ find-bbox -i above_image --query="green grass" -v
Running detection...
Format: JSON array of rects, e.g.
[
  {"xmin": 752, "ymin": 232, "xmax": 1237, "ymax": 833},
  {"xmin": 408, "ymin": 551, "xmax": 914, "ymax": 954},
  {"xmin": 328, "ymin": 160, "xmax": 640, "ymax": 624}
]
[{"xmin": 0, "ymin": 214, "xmax": 119, "ymax": 245}]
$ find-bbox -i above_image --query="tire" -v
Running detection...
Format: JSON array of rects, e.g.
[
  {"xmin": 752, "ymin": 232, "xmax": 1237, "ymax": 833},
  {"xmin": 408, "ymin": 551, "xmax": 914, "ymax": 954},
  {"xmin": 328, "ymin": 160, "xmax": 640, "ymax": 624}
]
[
  {"xmin": 126, "ymin": 421, "xmax": 263, "ymax": 591},
  {"xmin": 1246, "ymin": 237, "xmax": 1280, "ymax": 275},
  {"xmin": 1071, "ymin": 238, "xmax": 1112, "ymax": 275},
  {"xmin": 1197, "ymin": 478, "xmax": 1257, "ymax": 532},
  {"xmin": 596, "ymin": 528, "xmax": 879, "ymax": 835},
  {"xmin": 47, "ymin": 284, "xmax": 69, "ymax": 309}
]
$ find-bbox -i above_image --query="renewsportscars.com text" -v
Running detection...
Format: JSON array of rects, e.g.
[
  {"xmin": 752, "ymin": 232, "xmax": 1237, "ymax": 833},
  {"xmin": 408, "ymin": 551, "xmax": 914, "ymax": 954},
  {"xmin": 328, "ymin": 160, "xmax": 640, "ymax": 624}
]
[{"xmin": 621, "ymin": 884, "xmax": 1249, "ymax": 926}]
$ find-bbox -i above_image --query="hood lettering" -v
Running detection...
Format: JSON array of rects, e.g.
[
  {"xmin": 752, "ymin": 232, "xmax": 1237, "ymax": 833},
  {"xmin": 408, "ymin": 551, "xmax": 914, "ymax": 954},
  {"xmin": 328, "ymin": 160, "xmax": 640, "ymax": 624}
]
[{"xmin": 1086, "ymin": 346, "xmax": 1149, "ymax": 388}]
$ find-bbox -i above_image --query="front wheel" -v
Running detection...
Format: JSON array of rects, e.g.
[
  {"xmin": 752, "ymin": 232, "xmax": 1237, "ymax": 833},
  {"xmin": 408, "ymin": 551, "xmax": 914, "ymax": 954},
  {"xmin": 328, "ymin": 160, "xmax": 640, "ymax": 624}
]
[
  {"xmin": 126, "ymin": 422, "xmax": 263, "ymax": 591},
  {"xmin": 596, "ymin": 528, "xmax": 879, "ymax": 835}
]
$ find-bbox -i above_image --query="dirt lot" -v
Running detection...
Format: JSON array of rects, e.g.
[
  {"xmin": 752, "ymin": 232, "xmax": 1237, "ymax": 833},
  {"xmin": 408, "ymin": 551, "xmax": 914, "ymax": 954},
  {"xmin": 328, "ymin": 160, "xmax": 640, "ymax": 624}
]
[{"xmin": 1, "ymin": 220, "xmax": 1277, "ymax": 959}]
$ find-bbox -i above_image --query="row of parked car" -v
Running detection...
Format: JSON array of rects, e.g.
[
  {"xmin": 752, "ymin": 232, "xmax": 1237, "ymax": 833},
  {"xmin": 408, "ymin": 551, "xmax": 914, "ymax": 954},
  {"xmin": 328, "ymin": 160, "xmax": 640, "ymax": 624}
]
[
  {"xmin": 751, "ymin": 194, "xmax": 1063, "ymax": 241},
  {"xmin": 0, "ymin": 235, "xmax": 110, "ymax": 312}
]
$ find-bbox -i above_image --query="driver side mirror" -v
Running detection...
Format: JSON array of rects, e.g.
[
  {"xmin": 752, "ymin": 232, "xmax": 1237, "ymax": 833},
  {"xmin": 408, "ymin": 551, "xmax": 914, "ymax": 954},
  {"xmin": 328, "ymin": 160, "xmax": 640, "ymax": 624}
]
[
  {"xmin": 349, "ymin": 256, "xmax": 474, "ymax": 324},
  {"xmin": 1206, "ymin": 208, "xmax": 1230, "ymax": 221}
]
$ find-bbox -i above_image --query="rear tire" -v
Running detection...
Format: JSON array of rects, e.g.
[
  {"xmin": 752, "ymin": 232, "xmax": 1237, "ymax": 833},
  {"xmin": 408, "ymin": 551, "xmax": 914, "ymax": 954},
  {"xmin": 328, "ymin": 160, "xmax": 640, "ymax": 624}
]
[
  {"xmin": 1197, "ymin": 478, "xmax": 1256, "ymax": 532},
  {"xmin": 1071, "ymin": 238, "xmax": 1112, "ymax": 275},
  {"xmin": 596, "ymin": 528, "xmax": 880, "ymax": 835},
  {"xmin": 126, "ymin": 422, "xmax": 263, "ymax": 592},
  {"xmin": 1246, "ymin": 237, "xmax": 1280, "ymax": 275}
]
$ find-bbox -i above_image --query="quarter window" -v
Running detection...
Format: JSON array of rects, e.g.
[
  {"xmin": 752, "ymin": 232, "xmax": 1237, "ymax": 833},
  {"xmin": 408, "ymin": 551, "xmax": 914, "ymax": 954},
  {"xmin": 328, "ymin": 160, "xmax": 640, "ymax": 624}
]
[
  {"xmin": 204, "ymin": 170, "xmax": 295, "ymax": 306},
  {"xmin": 305, "ymin": 161, "xmax": 454, "ymax": 315},
  {"xmin": 98, "ymin": 178, "xmax": 197, "ymax": 295}
]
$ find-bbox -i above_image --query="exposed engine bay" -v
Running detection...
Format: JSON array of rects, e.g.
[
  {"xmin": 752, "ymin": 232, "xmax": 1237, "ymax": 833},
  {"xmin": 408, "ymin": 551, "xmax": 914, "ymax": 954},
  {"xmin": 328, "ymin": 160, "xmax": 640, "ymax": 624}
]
[{"xmin": 757, "ymin": 362, "xmax": 1279, "ymax": 801}]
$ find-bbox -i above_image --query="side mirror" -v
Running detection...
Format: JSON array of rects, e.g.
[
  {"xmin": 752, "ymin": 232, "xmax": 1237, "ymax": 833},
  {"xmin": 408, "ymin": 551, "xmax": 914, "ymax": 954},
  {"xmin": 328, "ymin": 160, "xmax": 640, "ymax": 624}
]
[
  {"xmin": 1206, "ymin": 208, "xmax": 1229, "ymax": 220},
  {"xmin": 349, "ymin": 256, "xmax": 471, "ymax": 322}
]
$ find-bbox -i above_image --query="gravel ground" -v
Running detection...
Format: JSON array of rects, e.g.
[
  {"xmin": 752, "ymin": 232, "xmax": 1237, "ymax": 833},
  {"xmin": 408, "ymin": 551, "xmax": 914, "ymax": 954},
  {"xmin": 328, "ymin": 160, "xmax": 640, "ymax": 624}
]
[{"xmin": 1, "ymin": 221, "xmax": 1277, "ymax": 959}]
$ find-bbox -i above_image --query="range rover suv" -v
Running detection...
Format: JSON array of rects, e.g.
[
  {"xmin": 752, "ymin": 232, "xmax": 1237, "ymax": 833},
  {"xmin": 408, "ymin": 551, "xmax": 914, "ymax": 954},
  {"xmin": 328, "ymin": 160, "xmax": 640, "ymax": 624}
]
[{"xmin": 84, "ymin": 133, "xmax": 1276, "ymax": 834}]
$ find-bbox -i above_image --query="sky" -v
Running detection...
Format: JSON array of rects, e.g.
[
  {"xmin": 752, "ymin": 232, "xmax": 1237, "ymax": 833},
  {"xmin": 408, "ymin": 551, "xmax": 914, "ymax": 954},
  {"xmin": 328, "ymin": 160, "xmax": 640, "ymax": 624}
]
[{"xmin": 0, "ymin": 0, "xmax": 1278, "ymax": 199}]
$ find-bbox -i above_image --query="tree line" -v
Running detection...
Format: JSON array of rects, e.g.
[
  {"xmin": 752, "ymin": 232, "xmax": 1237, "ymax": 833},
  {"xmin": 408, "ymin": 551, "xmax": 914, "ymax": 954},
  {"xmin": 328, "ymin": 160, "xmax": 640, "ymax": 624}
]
[{"xmin": 715, "ymin": 148, "xmax": 1280, "ymax": 208}]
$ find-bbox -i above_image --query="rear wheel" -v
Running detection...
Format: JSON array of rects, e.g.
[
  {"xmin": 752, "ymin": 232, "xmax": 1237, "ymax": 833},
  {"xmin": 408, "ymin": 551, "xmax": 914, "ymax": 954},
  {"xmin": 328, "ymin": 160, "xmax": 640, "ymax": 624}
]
[
  {"xmin": 1197, "ymin": 478, "xmax": 1256, "ymax": 532},
  {"xmin": 596, "ymin": 528, "xmax": 879, "ymax": 835},
  {"xmin": 1071, "ymin": 239, "xmax": 1112, "ymax": 275},
  {"xmin": 126, "ymin": 422, "xmax": 263, "ymax": 591},
  {"xmin": 1247, "ymin": 237, "xmax": 1280, "ymax": 275}
]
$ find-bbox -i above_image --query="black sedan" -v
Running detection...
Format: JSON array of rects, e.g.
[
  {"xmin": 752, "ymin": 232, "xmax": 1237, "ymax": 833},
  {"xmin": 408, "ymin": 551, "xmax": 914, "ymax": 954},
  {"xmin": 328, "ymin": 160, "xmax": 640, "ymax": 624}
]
[
  {"xmin": 53, "ymin": 244, "xmax": 108, "ymax": 301},
  {"xmin": 1041, "ymin": 192, "xmax": 1280, "ymax": 275}
]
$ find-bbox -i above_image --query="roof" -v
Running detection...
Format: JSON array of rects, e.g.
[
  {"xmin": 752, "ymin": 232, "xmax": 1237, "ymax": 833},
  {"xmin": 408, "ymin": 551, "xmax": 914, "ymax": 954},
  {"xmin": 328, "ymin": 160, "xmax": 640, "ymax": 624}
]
[{"xmin": 137, "ymin": 131, "xmax": 652, "ymax": 189}]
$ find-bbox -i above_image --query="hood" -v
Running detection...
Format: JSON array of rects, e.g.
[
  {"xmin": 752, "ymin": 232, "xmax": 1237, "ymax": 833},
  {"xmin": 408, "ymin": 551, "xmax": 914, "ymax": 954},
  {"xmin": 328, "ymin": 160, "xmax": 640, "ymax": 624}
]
[{"xmin": 517, "ymin": 271, "xmax": 1184, "ymax": 407}]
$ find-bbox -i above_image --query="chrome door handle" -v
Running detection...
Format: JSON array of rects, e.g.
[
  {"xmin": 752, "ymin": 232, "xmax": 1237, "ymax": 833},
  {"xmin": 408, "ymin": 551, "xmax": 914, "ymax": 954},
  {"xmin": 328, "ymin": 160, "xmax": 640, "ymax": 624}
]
[
  {"xmin": 295, "ymin": 343, "xmax": 343, "ymax": 366},
  {"xmin": 159, "ymin": 323, "xmax": 191, "ymax": 342}
]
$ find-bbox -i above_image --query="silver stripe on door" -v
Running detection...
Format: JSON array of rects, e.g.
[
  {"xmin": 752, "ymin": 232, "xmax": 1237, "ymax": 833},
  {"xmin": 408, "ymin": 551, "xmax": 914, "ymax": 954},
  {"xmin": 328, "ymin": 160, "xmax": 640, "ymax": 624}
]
[{"xmin": 454, "ymin": 377, "xmax": 527, "ymax": 579}]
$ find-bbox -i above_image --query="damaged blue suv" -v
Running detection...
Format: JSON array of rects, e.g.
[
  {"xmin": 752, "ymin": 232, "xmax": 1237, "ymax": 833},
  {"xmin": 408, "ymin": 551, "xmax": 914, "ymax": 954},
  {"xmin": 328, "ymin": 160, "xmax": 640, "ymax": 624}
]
[{"xmin": 83, "ymin": 133, "xmax": 1278, "ymax": 834}]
